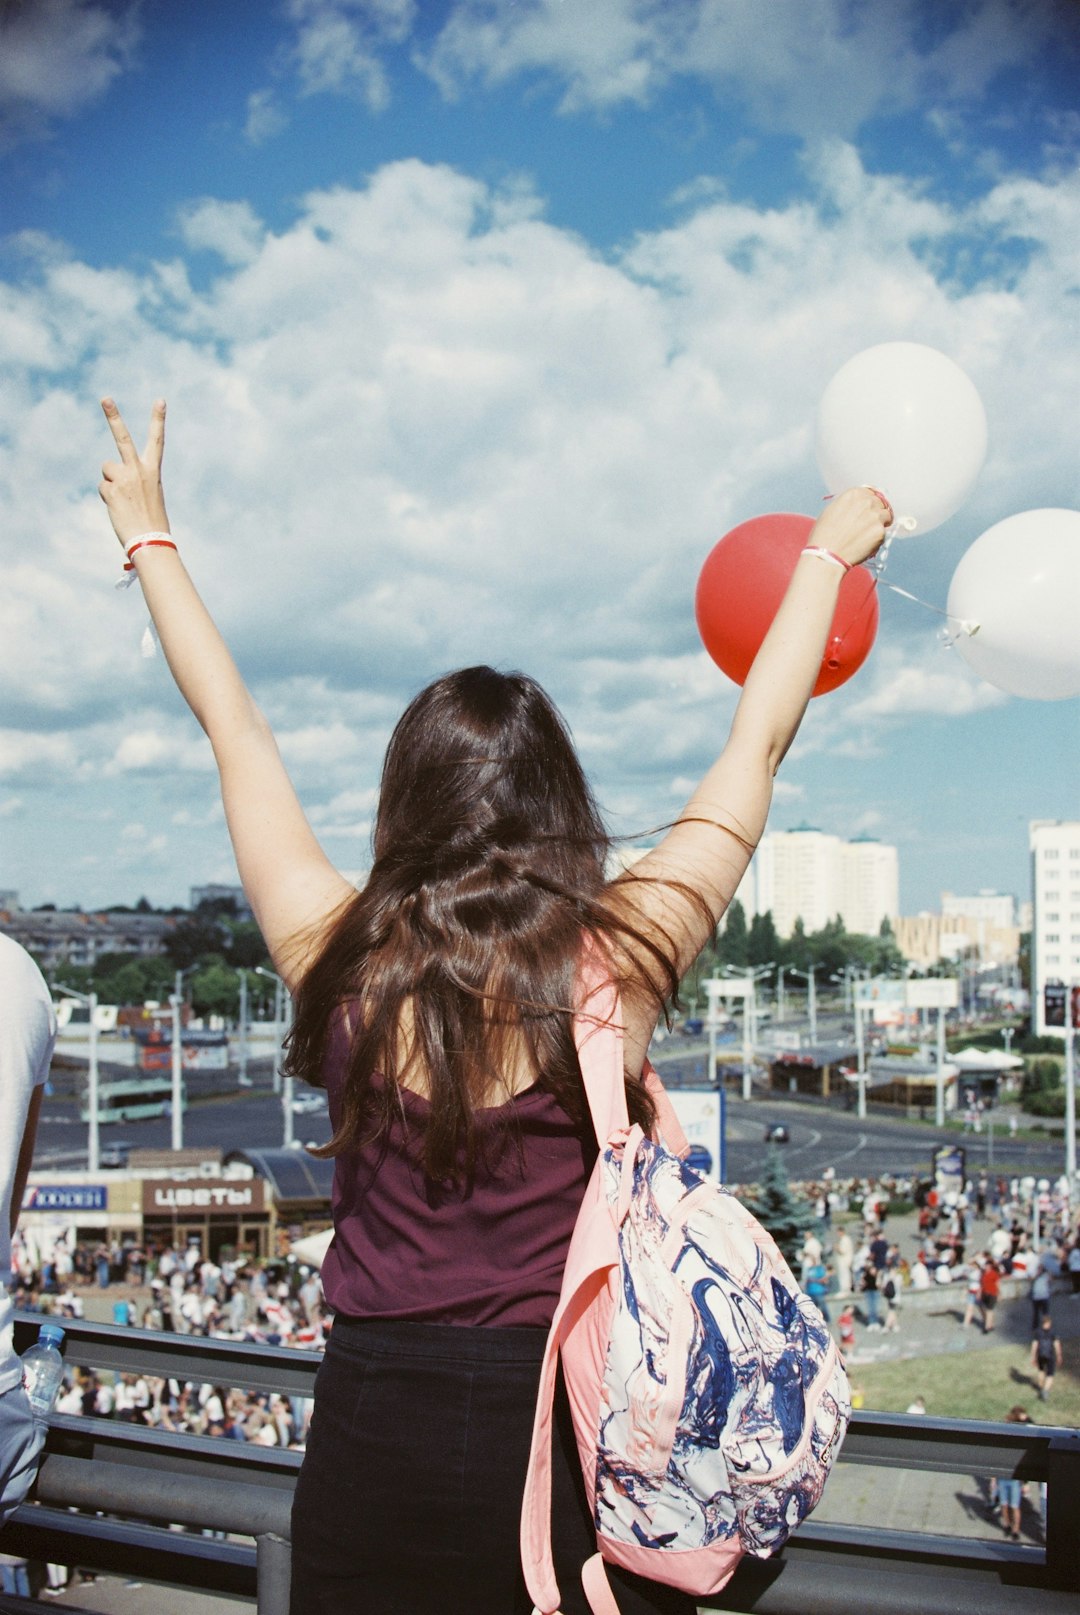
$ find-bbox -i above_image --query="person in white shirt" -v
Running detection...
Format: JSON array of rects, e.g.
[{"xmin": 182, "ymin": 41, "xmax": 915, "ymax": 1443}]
[
  {"xmin": 0, "ymin": 935, "xmax": 56, "ymax": 1525},
  {"xmin": 909, "ymin": 1256, "xmax": 931, "ymax": 1291}
]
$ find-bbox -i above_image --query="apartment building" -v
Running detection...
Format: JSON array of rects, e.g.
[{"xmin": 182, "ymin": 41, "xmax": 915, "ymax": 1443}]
[
  {"xmin": 1030, "ymin": 819, "xmax": 1080, "ymax": 1035},
  {"xmin": 752, "ymin": 826, "xmax": 898, "ymax": 938}
]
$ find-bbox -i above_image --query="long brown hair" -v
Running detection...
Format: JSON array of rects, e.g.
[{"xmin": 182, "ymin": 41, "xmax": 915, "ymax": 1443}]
[{"xmin": 285, "ymin": 666, "xmax": 685, "ymax": 1183}]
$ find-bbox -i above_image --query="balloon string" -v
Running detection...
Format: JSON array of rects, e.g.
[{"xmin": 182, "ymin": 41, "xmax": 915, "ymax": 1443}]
[{"xmin": 878, "ymin": 580, "xmax": 980, "ymax": 641}]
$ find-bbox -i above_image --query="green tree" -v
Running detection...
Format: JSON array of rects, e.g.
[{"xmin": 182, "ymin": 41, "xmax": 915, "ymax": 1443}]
[
  {"xmin": 740, "ymin": 1150, "xmax": 820, "ymax": 1268},
  {"xmin": 782, "ymin": 917, "xmax": 810, "ymax": 973},
  {"xmin": 809, "ymin": 915, "xmax": 848, "ymax": 980},
  {"xmin": 164, "ymin": 913, "xmax": 231, "ymax": 971},
  {"xmin": 1018, "ymin": 932, "xmax": 1031, "ymax": 993},
  {"xmin": 747, "ymin": 909, "xmax": 780, "ymax": 969},
  {"xmin": 190, "ymin": 956, "xmax": 243, "ymax": 1019},
  {"xmin": 225, "ymin": 920, "xmax": 271, "ymax": 969},
  {"xmin": 717, "ymin": 899, "xmax": 749, "ymax": 969}
]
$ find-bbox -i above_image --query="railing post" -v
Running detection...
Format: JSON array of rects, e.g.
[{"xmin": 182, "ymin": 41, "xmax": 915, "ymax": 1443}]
[
  {"xmin": 1044, "ymin": 1433, "xmax": 1080, "ymax": 1589},
  {"xmin": 257, "ymin": 1531, "xmax": 292, "ymax": 1615}
]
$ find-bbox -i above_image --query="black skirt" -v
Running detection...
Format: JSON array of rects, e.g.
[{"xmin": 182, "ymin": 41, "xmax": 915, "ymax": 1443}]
[{"xmin": 290, "ymin": 1316, "xmax": 696, "ymax": 1615}]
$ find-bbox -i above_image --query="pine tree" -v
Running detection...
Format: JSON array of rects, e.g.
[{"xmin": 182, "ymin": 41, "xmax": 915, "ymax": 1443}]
[
  {"xmin": 748, "ymin": 909, "xmax": 780, "ymax": 969},
  {"xmin": 718, "ymin": 899, "xmax": 749, "ymax": 968},
  {"xmin": 741, "ymin": 1149, "xmax": 820, "ymax": 1268}
]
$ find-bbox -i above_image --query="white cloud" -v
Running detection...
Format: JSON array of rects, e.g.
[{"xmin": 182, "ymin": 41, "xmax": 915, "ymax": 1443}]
[
  {"xmin": 418, "ymin": 0, "xmax": 1065, "ymax": 136},
  {"xmin": 101, "ymin": 725, "xmax": 217, "ymax": 778},
  {"xmin": 0, "ymin": 730, "xmax": 77, "ymax": 781},
  {"xmin": 176, "ymin": 200, "xmax": 267, "ymax": 268},
  {"xmin": 0, "ymin": 0, "xmax": 139, "ymax": 147},
  {"xmin": 1, "ymin": 145, "xmax": 1076, "ymax": 901},
  {"xmin": 842, "ymin": 649, "xmax": 1009, "ymax": 722},
  {"xmin": 286, "ymin": 0, "xmax": 417, "ymax": 109},
  {"xmin": 244, "ymin": 88, "xmax": 289, "ymax": 146}
]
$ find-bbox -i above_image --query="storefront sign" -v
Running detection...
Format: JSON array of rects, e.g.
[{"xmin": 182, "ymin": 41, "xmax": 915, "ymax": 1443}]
[
  {"xmin": 142, "ymin": 1179, "xmax": 265, "ymax": 1214},
  {"xmin": 24, "ymin": 1185, "xmax": 107, "ymax": 1213}
]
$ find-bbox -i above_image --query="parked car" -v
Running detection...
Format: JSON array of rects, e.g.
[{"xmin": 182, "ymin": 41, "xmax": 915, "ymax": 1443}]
[
  {"xmin": 763, "ymin": 1123, "xmax": 790, "ymax": 1144},
  {"xmin": 99, "ymin": 1140, "xmax": 134, "ymax": 1169},
  {"xmin": 291, "ymin": 1091, "xmax": 327, "ymax": 1115}
]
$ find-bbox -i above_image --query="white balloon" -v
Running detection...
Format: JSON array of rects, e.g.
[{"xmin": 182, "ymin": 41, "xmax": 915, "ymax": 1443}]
[
  {"xmin": 947, "ymin": 509, "xmax": 1080, "ymax": 700},
  {"xmin": 816, "ymin": 342, "xmax": 987, "ymax": 534}
]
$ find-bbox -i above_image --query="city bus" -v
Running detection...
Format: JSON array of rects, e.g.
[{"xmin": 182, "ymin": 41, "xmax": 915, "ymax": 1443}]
[{"xmin": 79, "ymin": 1077, "xmax": 178, "ymax": 1124}]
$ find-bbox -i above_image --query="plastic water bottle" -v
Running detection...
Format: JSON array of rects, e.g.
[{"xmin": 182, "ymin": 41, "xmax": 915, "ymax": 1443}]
[{"xmin": 21, "ymin": 1322, "xmax": 66, "ymax": 1416}]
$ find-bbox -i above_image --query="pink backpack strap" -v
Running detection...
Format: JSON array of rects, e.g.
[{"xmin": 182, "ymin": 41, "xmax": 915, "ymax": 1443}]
[
  {"xmin": 581, "ymin": 1554, "xmax": 623, "ymax": 1615},
  {"xmin": 520, "ymin": 1250, "xmax": 614, "ymax": 1615},
  {"xmin": 574, "ymin": 936, "xmax": 688, "ymax": 1156},
  {"xmin": 573, "ymin": 938, "xmax": 631, "ymax": 1141},
  {"xmin": 522, "ymin": 939, "xmax": 688, "ymax": 1614},
  {"xmin": 643, "ymin": 1059, "xmax": 690, "ymax": 1158}
]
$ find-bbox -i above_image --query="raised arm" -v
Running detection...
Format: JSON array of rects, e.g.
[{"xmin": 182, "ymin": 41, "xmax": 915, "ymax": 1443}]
[
  {"xmin": 612, "ymin": 488, "xmax": 890, "ymax": 1055},
  {"xmin": 98, "ymin": 398, "xmax": 354, "ymax": 984}
]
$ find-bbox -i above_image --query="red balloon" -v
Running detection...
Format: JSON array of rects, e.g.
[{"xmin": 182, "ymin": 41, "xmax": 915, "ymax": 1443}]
[{"xmin": 695, "ymin": 512, "xmax": 879, "ymax": 697}]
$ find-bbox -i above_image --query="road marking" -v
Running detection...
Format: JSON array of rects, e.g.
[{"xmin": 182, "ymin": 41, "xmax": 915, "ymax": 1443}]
[
  {"xmin": 831, "ymin": 1132, "xmax": 869, "ymax": 1163},
  {"xmin": 785, "ymin": 1128, "xmax": 822, "ymax": 1157}
]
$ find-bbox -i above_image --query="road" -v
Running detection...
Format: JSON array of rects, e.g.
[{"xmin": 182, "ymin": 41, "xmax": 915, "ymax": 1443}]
[{"xmin": 35, "ymin": 1044, "xmax": 1070, "ymax": 1186}]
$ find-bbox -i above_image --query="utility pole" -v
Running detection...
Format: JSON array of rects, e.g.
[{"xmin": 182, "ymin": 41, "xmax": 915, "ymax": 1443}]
[
  {"xmin": 53, "ymin": 985, "xmax": 100, "ymax": 1172},
  {"xmin": 87, "ymin": 991, "xmax": 100, "ymax": 1173},
  {"xmin": 170, "ymin": 971, "xmax": 185, "ymax": 1152},
  {"xmin": 935, "ymin": 999, "xmax": 948, "ymax": 1129},
  {"xmin": 1065, "ymin": 986, "xmax": 1077, "ymax": 1187},
  {"xmin": 237, "ymin": 971, "xmax": 251, "ymax": 1087}
]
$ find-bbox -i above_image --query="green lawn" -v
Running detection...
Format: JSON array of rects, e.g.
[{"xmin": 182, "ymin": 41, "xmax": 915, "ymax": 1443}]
[{"xmin": 853, "ymin": 1336, "xmax": 1080, "ymax": 1425}]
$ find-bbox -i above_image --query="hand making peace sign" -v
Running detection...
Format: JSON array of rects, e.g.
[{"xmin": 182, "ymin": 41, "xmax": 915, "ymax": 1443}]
[{"xmin": 98, "ymin": 396, "xmax": 170, "ymax": 548}]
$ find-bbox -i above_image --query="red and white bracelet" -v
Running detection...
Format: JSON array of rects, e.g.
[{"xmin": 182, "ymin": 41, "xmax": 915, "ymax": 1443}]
[
  {"xmin": 116, "ymin": 532, "xmax": 176, "ymax": 589},
  {"xmin": 801, "ymin": 545, "xmax": 852, "ymax": 573}
]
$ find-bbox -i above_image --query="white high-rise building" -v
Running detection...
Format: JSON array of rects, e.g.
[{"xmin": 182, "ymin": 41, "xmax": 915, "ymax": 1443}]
[
  {"xmin": 1030, "ymin": 819, "xmax": 1080, "ymax": 1035},
  {"xmin": 752, "ymin": 827, "xmax": 898, "ymax": 938},
  {"xmin": 942, "ymin": 890, "xmax": 1016, "ymax": 930},
  {"xmin": 841, "ymin": 837, "xmax": 900, "ymax": 937}
]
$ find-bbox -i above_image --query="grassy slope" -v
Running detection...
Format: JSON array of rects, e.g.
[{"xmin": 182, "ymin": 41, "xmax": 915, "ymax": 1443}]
[{"xmin": 853, "ymin": 1334, "xmax": 1080, "ymax": 1425}]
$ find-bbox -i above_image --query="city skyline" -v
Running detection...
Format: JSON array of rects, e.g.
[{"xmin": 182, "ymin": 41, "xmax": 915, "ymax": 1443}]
[{"xmin": 1, "ymin": 1, "xmax": 1078, "ymax": 916}]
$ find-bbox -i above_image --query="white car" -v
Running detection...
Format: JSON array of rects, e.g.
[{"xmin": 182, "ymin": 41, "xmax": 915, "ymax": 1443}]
[{"xmin": 291, "ymin": 1091, "xmax": 327, "ymax": 1115}]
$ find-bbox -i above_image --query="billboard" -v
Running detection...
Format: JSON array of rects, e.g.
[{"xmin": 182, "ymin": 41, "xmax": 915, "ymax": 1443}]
[
  {"xmin": 134, "ymin": 1027, "xmax": 230, "ymax": 1071},
  {"xmin": 1043, "ymin": 981, "xmax": 1066, "ymax": 1027},
  {"xmin": 932, "ymin": 1144, "xmax": 966, "ymax": 1199},
  {"xmin": 23, "ymin": 1184, "xmax": 107, "ymax": 1213},
  {"xmin": 667, "ymin": 1090, "xmax": 723, "ymax": 1184}
]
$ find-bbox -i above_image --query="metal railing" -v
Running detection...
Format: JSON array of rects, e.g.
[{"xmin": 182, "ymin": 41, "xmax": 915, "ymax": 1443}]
[{"xmin": 1, "ymin": 1314, "xmax": 1078, "ymax": 1614}]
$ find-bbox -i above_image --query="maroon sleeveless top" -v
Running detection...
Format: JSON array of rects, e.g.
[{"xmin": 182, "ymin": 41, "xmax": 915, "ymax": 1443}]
[{"xmin": 319, "ymin": 1010, "xmax": 596, "ymax": 1328}]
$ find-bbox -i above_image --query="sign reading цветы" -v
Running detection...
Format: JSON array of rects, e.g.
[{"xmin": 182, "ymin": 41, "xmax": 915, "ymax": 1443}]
[{"xmin": 141, "ymin": 1179, "xmax": 266, "ymax": 1214}]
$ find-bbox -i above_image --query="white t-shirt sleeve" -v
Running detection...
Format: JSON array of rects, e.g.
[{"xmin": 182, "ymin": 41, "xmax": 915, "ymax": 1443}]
[{"xmin": 0, "ymin": 936, "xmax": 58, "ymax": 1391}]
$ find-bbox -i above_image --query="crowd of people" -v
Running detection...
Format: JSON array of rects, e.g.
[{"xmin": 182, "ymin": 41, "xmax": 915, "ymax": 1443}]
[
  {"xmin": 3, "ymin": 1162, "xmax": 1076, "ymax": 1590},
  {"xmin": 12, "ymin": 1234, "xmax": 327, "ymax": 1358}
]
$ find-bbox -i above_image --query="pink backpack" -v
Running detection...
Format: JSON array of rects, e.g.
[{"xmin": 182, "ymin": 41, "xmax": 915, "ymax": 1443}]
[{"xmin": 520, "ymin": 951, "xmax": 850, "ymax": 1615}]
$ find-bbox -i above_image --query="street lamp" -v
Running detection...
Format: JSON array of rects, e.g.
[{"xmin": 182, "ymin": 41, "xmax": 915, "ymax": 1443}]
[
  {"xmin": 170, "ymin": 965, "xmax": 201, "ymax": 1152},
  {"xmin": 721, "ymin": 964, "xmax": 771, "ymax": 1101},
  {"xmin": 255, "ymin": 966, "xmax": 294, "ymax": 1146},
  {"xmin": 789, "ymin": 968, "xmax": 818, "ymax": 1046},
  {"xmin": 236, "ymin": 970, "xmax": 252, "ymax": 1087},
  {"xmin": 53, "ymin": 984, "xmax": 100, "ymax": 1173}
]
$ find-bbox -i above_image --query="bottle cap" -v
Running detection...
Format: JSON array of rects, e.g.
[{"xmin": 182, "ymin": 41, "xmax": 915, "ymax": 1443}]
[{"xmin": 39, "ymin": 1322, "xmax": 66, "ymax": 1346}]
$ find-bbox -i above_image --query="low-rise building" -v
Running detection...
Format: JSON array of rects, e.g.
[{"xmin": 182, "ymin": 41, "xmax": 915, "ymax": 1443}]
[{"xmin": 0, "ymin": 907, "xmax": 176, "ymax": 973}]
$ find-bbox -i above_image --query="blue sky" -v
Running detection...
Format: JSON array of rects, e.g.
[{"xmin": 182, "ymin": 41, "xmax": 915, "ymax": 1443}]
[{"xmin": 1, "ymin": 0, "xmax": 1078, "ymax": 921}]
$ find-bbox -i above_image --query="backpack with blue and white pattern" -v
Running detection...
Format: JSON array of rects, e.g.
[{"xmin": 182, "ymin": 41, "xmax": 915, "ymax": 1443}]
[{"xmin": 521, "ymin": 953, "xmax": 850, "ymax": 1615}]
